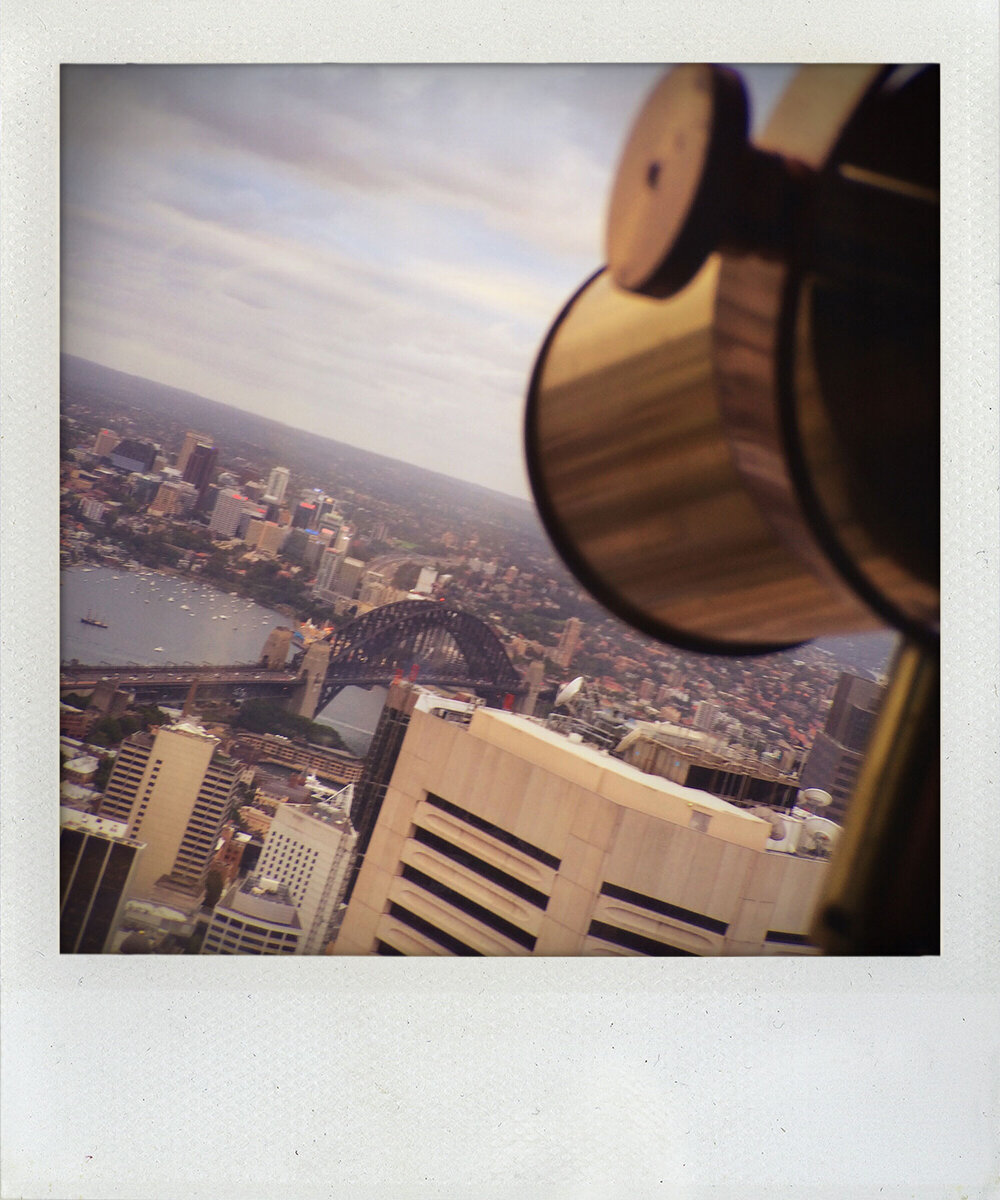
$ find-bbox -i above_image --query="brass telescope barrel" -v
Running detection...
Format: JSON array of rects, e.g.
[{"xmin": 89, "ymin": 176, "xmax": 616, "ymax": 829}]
[{"xmin": 525, "ymin": 64, "xmax": 939, "ymax": 654}]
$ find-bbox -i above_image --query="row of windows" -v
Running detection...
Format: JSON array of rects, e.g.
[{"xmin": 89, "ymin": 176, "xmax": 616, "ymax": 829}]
[
  {"xmin": 764, "ymin": 929, "xmax": 812, "ymax": 946},
  {"xmin": 424, "ymin": 793, "xmax": 561, "ymax": 870},
  {"xmin": 411, "ymin": 824, "xmax": 549, "ymax": 910},
  {"xmin": 387, "ymin": 902, "xmax": 482, "ymax": 956},
  {"xmin": 399, "ymin": 863, "xmax": 536, "ymax": 951},
  {"xmin": 587, "ymin": 919, "xmax": 696, "ymax": 956},
  {"xmin": 599, "ymin": 882, "xmax": 729, "ymax": 936}
]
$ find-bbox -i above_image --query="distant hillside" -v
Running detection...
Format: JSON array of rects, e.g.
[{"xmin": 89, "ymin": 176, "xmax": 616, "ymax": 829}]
[{"xmin": 60, "ymin": 353, "xmax": 537, "ymax": 524}]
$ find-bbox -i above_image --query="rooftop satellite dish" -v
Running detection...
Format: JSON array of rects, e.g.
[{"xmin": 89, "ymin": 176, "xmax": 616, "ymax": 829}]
[
  {"xmin": 555, "ymin": 676, "xmax": 585, "ymax": 708},
  {"xmin": 799, "ymin": 788, "xmax": 833, "ymax": 809}
]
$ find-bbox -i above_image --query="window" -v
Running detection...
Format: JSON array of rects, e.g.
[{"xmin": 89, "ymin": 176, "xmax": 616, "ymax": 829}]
[
  {"xmin": 387, "ymin": 902, "xmax": 482, "ymax": 956},
  {"xmin": 399, "ymin": 863, "xmax": 536, "ymax": 950},
  {"xmin": 599, "ymin": 882, "xmax": 728, "ymax": 935},
  {"xmin": 587, "ymin": 919, "xmax": 695, "ymax": 956},
  {"xmin": 411, "ymin": 824, "xmax": 549, "ymax": 909},
  {"xmin": 424, "ymin": 793, "xmax": 560, "ymax": 869}
]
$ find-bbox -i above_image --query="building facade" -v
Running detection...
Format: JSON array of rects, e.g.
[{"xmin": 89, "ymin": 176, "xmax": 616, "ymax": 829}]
[
  {"xmin": 264, "ymin": 466, "xmax": 290, "ymax": 505},
  {"xmin": 209, "ymin": 488, "xmax": 250, "ymax": 537},
  {"xmin": 201, "ymin": 876, "xmax": 302, "ymax": 955},
  {"xmin": 99, "ymin": 722, "xmax": 242, "ymax": 902},
  {"xmin": 337, "ymin": 703, "xmax": 831, "ymax": 957},
  {"xmin": 253, "ymin": 781, "xmax": 358, "ymax": 953},
  {"xmin": 60, "ymin": 809, "xmax": 145, "ymax": 953},
  {"xmin": 798, "ymin": 672, "xmax": 886, "ymax": 821}
]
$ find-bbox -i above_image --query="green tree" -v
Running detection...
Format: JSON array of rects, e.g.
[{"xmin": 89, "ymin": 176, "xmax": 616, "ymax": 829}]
[{"xmin": 93, "ymin": 754, "xmax": 115, "ymax": 792}]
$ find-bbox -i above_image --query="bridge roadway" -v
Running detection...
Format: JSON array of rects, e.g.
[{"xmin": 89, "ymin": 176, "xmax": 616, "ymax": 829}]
[
  {"xmin": 60, "ymin": 662, "xmax": 299, "ymax": 698},
  {"xmin": 59, "ymin": 662, "xmax": 526, "ymax": 704}
]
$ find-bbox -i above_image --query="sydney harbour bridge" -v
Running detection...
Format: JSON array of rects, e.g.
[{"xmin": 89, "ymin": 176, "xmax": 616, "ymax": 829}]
[{"xmin": 60, "ymin": 601, "xmax": 528, "ymax": 718}]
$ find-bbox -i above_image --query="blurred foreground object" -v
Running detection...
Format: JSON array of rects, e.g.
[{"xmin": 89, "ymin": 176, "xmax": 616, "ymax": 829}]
[{"xmin": 525, "ymin": 65, "xmax": 939, "ymax": 953}]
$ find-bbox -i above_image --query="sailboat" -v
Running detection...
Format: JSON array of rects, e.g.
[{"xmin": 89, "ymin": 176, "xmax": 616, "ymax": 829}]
[{"xmin": 80, "ymin": 611, "xmax": 108, "ymax": 629}]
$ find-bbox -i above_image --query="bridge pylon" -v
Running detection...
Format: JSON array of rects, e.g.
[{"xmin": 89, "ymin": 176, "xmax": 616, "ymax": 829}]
[{"xmin": 288, "ymin": 639, "xmax": 332, "ymax": 720}]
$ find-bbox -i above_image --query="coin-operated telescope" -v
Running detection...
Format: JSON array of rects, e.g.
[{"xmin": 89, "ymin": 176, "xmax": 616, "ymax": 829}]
[{"xmin": 525, "ymin": 65, "xmax": 939, "ymax": 954}]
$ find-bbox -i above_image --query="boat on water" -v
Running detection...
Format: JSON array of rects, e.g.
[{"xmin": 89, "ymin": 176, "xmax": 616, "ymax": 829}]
[
  {"xmin": 219, "ymin": 614, "xmax": 229, "ymax": 620},
  {"xmin": 154, "ymin": 647, "xmax": 164, "ymax": 652},
  {"xmin": 180, "ymin": 604, "xmax": 190, "ymax": 610},
  {"xmin": 80, "ymin": 613, "xmax": 108, "ymax": 629}
]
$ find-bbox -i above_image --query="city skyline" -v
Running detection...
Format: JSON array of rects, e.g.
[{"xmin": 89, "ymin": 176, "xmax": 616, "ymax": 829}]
[{"xmin": 61, "ymin": 63, "xmax": 793, "ymax": 498}]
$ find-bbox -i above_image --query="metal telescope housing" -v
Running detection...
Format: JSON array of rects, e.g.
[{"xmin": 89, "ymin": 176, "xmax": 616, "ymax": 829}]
[{"xmin": 525, "ymin": 64, "xmax": 939, "ymax": 654}]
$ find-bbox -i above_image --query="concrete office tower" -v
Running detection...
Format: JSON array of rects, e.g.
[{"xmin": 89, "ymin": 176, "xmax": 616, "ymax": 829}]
[
  {"xmin": 335, "ymin": 557, "xmax": 365, "ymax": 600},
  {"xmin": 519, "ymin": 659, "xmax": 545, "ymax": 717},
  {"xmin": 201, "ymin": 876, "xmax": 302, "ymax": 955},
  {"xmin": 92, "ymin": 428, "xmax": 120, "ymax": 457},
  {"xmin": 312, "ymin": 546, "xmax": 343, "ymax": 601},
  {"xmin": 253, "ymin": 780, "xmax": 358, "ymax": 953},
  {"xmin": 149, "ymin": 480, "xmax": 196, "ymax": 517},
  {"xmin": 255, "ymin": 521, "xmax": 288, "ymax": 559},
  {"xmin": 798, "ymin": 672, "xmax": 887, "ymax": 822},
  {"xmin": 342, "ymin": 681, "xmax": 422, "ymax": 902},
  {"xmin": 693, "ymin": 700, "xmax": 720, "ymax": 732},
  {"xmin": 236, "ymin": 505, "xmax": 268, "ymax": 539},
  {"xmin": 60, "ymin": 809, "xmax": 145, "ymax": 953},
  {"xmin": 260, "ymin": 627, "xmax": 294, "ymax": 669},
  {"xmin": 264, "ymin": 466, "xmax": 290, "ymax": 505},
  {"xmin": 555, "ymin": 617, "xmax": 582, "ymax": 669},
  {"xmin": 209, "ymin": 487, "xmax": 250, "ymax": 537},
  {"xmin": 99, "ymin": 722, "xmax": 242, "ymax": 903},
  {"xmin": 337, "ymin": 704, "xmax": 832, "ymax": 957},
  {"xmin": 176, "ymin": 430, "xmax": 212, "ymax": 475}
]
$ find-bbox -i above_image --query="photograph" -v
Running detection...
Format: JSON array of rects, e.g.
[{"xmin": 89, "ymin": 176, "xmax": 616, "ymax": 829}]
[
  {"xmin": 58, "ymin": 62, "xmax": 939, "ymax": 958},
  {"xmin": 3, "ymin": 5, "xmax": 996, "ymax": 1196}
]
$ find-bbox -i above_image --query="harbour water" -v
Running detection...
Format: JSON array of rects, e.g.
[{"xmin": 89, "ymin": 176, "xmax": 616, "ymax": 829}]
[
  {"xmin": 61, "ymin": 564, "xmax": 384, "ymax": 753},
  {"xmin": 61, "ymin": 565, "xmax": 291, "ymax": 667}
]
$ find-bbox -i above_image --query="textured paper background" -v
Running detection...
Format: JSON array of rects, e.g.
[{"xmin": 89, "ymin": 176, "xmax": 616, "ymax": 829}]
[{"xmin": 2, "ymin": 3, "xmax": 998, "ymax": 1197}]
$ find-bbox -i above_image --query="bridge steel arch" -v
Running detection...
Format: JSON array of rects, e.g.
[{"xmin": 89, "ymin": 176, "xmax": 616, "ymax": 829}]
[{"xmin": 316, "ymin": 601, "xmax": 525, "ymax": 712}]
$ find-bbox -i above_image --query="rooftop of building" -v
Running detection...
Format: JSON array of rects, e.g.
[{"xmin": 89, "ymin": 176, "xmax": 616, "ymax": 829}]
[
  {"xmin": 60, "ymin": 806, "xmax": 142, "ymax": 846},
  {"xmin": 218, "ymin": 875, "xmax": 302, "ymax": 927},
  {"xmin": 463, "ymin": 707, "xmax": 771, "ymax": 833}
]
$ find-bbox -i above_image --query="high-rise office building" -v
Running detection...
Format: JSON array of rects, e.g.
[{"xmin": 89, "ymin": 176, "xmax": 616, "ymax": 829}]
[
  {"xmin": 798, "ymin": 672, "xmax": 887, "ymax": 822},
  {"xmin": 254, "ymin": 521, "xmax": 288, "ymax": 559},
  {"xmin": 182, "ymin": 442, "xmax": 218, "ymax": 502},
  {"xmin": 337, "ymin": 699, "xmax": 832, "ymax": 957},
  {"xmin": 208, "ymin": 488, "xmax": 249, "ymax": 537},
  {"xmin": 176, "ymin": 430, "xmax": 213, "ymax": 476},
  {"xmin": 264, "ymin": 466, "xmax": 290, "ymax": 505},
  {"xmin": 342, "ymin": 681, "xmax": 422, "ymax": 902},
  {"xmin": 313, "ymin": 546, "xmax": 343, "ymax": 600},
  {"xmin": 253, "ymin": 780, "xmax": 358, "ymax": 953},
  {"xmin": 92, "ymin": 428, "xmax": 120, "ymax": 458},
  {"xmin": 693, "ymin": 700, "xmax": 720, "ymax": 732},
  {"xmin": 554, "ymin": 617, "xmax": 582, "ymax": 669},
  {"xmin": 99, "ymin": 722, "xmax": 242, "ymax": 902},
  {"xmin": 293, "ymin": 500, "xmax": 319, "ymax": 529},
  {"xmin": 110, "ymin": 438, "xmax": 158, "ymax": 474},
  {"xmin": 60, "ymin": 809, "xmax": 145, "ymax": 953}
]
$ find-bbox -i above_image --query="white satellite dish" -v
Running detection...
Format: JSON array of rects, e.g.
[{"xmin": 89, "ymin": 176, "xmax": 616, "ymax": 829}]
[
  {"xmin": 798, "ymin": 788, "xmax": 833, "ymax": 809},
  {"xmin": 555, "ymin": 676, "xmax": 585, "ymax": 707}
]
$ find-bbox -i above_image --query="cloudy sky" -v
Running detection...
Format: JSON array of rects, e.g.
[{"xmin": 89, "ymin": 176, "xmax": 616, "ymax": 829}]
[{"xmin": 62, "ymin": 64, "xmax": 792, "ymax": 497}]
